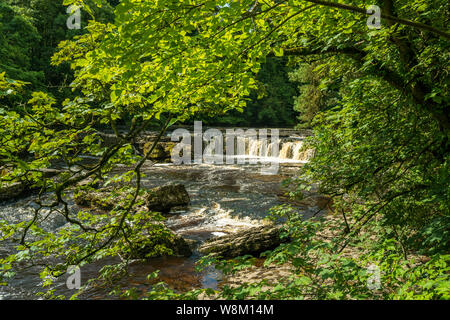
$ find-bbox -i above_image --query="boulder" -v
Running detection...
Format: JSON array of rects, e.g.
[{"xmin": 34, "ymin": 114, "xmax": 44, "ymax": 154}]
[
  {"xmin": 127, "ymin": 230, "xmax": 193, "ymax": 259},
  {"xmin": 0, "ymin": 169, "xmax": 73, "ymax": 202},
  {"xmin": 76, "ymin": 177, "xmax": 100, "ymax": 188},
  {"xmin": 143, "ymin": 141, "xmax": 176, "ymax": 160},
  {"xmin": 198, "ymin": 225, "xmax": 287, "ymax": 258},
  {"xmin": 73, "ymin": 188, "xmax": 123, "ymax": 211},
  {"xmin": 74, "ymin": 184, "xmax": 190, "ymax": 214},
  {"xmin": 0, "ymin": 180, "xmax": 42, "ymax": 201},
  {"xmin": 98, "ymin": 132, "xmax": 121, "ymax": 147},
  {"xmin": 146, "ymin": 184, "xmax": 190, "ymax": 213},
  {"xmin": 0, "ymin": 182, "xmax": 25, "ymax": 201}
]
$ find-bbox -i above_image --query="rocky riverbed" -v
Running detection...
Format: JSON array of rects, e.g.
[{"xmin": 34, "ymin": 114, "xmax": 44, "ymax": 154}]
[{"xmin": 0, "ymin": 158, "xmax": 326, "ymax": 299}]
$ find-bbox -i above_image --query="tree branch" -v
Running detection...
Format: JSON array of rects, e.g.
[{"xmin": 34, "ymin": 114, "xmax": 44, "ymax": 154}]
[{"xmin": 302, "ymin": 0, "xmax": 450, "ymax": 39}]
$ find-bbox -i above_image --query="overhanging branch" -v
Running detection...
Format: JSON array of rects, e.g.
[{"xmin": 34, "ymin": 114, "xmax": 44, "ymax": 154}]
[{"xmin": 302, "ymin": 0, "xmax": 450, "ymax": 39}]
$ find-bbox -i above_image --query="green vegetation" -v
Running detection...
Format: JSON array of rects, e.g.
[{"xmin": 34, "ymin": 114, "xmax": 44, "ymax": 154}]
[
  {"xmin": 0, "ymin": 0, "xmax": 448, "ymax": 300},
  {"xmin": 201, "ymin": 56, "xmax": 300, "ymax": 127},
  {"xmin": 289, "ymin": 62, "xmax": 340, "ymax": 128},
  {"xmin": 0, "ymin": 1, "xmax": 42, "ymax": 88}
]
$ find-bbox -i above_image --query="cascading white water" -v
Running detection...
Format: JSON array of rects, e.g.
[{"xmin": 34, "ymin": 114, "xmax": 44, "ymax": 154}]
[
  {"xmin": 248, "ymin": 138, "xmax": 262, "ymax": 157},
  {"xmin": 267, "ymin": 141, "xmax": 279, "ymax": 158},
  {"xmin": 171, "ymin": 130, "xmax": 313, "ymax": 162},
  {"xmin": 279, "ymin": 142, "xmax": 294, "ymax": 159},
  {"xmin": 204, "ymin": 137, "xmax": 218, "ymax": 156},
  {"xmin": 231, "ymin": 138, "xmax": 312, "ymax": 162},
  {"xmin": 274, "ymin": 140, "xmax": 314, "ymax": 162},
  {"xmin": 291, "ymin": 141, "xmax": 313, "ymax": 161},
  {"xmin": 292, "ymin": 141, "xmax": 304, "ymax": 160},
  {"xmin": 259, "ymin": 139, "xmax": 268, "ymax": 157}
]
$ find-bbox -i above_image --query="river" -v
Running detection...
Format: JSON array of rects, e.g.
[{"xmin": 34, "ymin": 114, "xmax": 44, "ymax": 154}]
[{"xmin": 0, "ymin": 133, "xmax": 319, "ymax": 299}]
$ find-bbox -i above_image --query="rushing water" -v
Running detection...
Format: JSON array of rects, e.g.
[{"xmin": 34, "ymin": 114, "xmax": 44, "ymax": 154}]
[{"xmin": 0, "ymin": 136, "xmax": 318, "ymax": 300}]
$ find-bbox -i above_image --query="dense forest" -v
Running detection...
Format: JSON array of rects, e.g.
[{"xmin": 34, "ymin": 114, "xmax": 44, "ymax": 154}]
[
  {"xmin": 0, "ymin": 0, "xmax": 448, "ymax": 301},
  {"xmin": 0, "ymin": 0, "xmax": 301, "ymax": 127}
]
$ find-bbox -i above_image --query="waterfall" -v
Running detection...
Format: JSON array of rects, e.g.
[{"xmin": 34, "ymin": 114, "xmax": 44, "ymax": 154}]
[
  {"xmin": 204, "ymin": 138, "xmax": 218, "ymax": 156},
  {"xmin": 267, "ymin": 141, "xmax": 279, "ymax": 158},
  {"xmin": 259, "ymin": 139, "xmax": 268, "ymax": 157},
  {"xmin": 277, "ymin": 141, "xmax": 313, "ymax": 161},
  {"xmin": 233, "ymin": 139, "xmax": 311, "ymax": 161},
  {"xmin": 248, "ymin": 138, "xmax": 261, "ymax": 157},
  {"xmin": 166, "ymin": 129, "xmax": 314, "ymax": 163},
  {"xmin": 292, "ymin": 141, "xmax": 304, "ymax": 160},
  {"xmin": 279, "ymin": 142, "xmax": 294, "ymax": 159}
]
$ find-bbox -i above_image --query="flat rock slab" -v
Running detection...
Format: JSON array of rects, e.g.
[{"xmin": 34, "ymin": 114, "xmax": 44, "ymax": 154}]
[{"xmin": 198, "ymin": 225, "xmax": 287, "ymax": 259}]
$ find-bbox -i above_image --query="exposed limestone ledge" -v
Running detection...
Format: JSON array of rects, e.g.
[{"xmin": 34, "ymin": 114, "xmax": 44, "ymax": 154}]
[{"xmin": 198, "ymin": 225, "xmax": 287, "ymax": 259}]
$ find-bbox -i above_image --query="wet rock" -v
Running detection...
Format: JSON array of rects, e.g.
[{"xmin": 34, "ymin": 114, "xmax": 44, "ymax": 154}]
[
  {"xmin": 143, "ymin": 141, "xmax": 176, "ymax": 160},
  {"xmin": 146, "ymin": 184, "xmax": 190, "ymax": 213},
  {"xmin": 76, "ymin": 177, "xmax": 100, "ymax": 189},
  {"xmin": 168, "ymin": 216, "xmax": 207, "ymax": 232},
  {"xmin": 211, "ymin": 185, "xmax": 241, "ymax": 193},
  {"xmin": 0, "ymin": 169, "xmax": 66, "ymax": 201},
  {"xmin": 297, "ymin": 195, "xmax": 334, "ymax": 211},
  {"xmin": 98, "ymin": 132, "xmax": 120, "ymax": 147},
  {"xmin": 74, "ymin": 184, "xmax": 190, "ymax": 214},
  {"xmin": 198, "ymin": 225, "xmax": 287, "ymax": 258},
  {"xmin": 127, "ymin": 230, "xmax": 193, "ymax": 259},
  {"xmin": 40, "ymin": 168, "xmax": 64, "ymax": 178},
  {"xmin": 277, "ymin": 192, "xmax": 333, "ymax": 213},
  {"xmin": 0, "ymin": 182, "xmax": 26, "ymax": 201},
  {"xmin": 74, "ymin": 188, "xmax": 148, "ymax": 212},
  {"xmin": 73, "ymin": 188, "xmax": 120, "ymax": 211}
]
